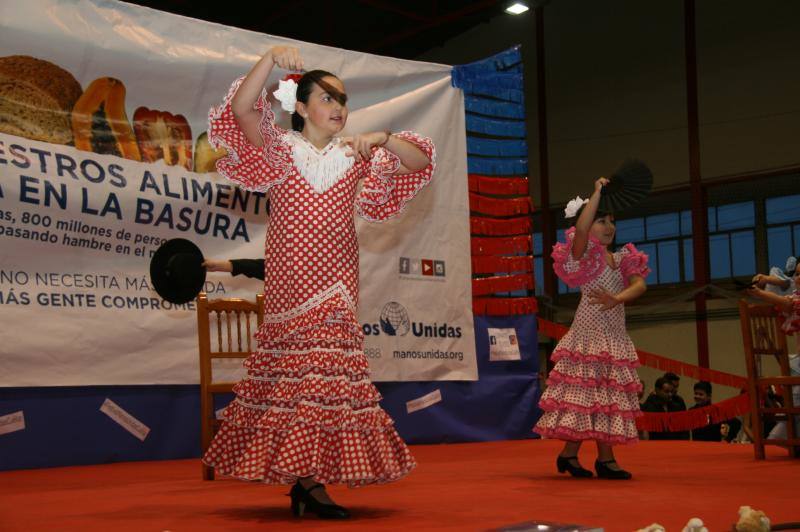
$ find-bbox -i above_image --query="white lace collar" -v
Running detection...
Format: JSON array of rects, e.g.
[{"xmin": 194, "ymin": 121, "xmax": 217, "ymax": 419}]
[{"xmin": 284, "ymin": 131, "xmax": 354, "ymax": 193}]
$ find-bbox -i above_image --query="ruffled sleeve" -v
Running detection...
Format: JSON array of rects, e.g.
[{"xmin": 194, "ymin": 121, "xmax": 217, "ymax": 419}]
[
  {"xmin": 618, "ymin": 243, "xmax": 651, "ymax": 287},
  {"xmin": 780, "ymin": 292, "xmax": 800, "ymax": 335},
  {"xmin": 355, "ymin": 131, "xmax": 435, "ymax": 222},
  {"xmin": 207, "ymin": 77, "xmax": 292, "ymax": 192},
  {"xmin": 551, "ymin": 227, "xmax": 606, "ymax": 288}
]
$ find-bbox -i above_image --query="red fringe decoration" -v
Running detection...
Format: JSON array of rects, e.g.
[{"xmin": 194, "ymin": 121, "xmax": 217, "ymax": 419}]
[
  {"xmin": 469, "ymin": 193, "xmax": 532, "ymax": 216},
  {"xmin": 636, "ymin": 352, "xmax": 748, "ymax": 389},
  {"xmin": 471, "ymin": 236, "xmax": 532, "ymax": 256},
  {"xmin": 473, "ymin": 297, "xmax": 538, "ymax": 316},
  {"xmin": 636, "ymin": 393, "xmax": 751, "ymax": 432},
  {"xmin": 472, "ymin": 273, "xmax": 534, "ymax": 296},
  {"xmin": 471, "ymin": 216, "xmax": 532, "ymax": 236},
  {"xmin": 537, "ymin": 318, "xmax": 748, "ymax": 389},
  {"xmin": 468, "ymin": 174, "xmax": 529, "ymax": 195},
  {"xmin": 537, "ymin": 318, "xmax": 570, "ymax": 339},
  {"xmin": 471, "ymin": 255, "xmax": 533, "ymax": 275}
]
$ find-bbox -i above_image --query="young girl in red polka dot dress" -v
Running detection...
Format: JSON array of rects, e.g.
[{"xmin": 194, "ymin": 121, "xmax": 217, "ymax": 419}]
[
  {"xmin": 202, "ymin": 46, "xmax": 435, "ymax": 519},
  {"xmin": 534, "ymin": 177, "xmax": 650, "ymax": 480}
]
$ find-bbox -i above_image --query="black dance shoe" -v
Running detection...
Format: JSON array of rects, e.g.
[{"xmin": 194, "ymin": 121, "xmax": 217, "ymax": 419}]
[
  {"xmin": 594, "ymin": 459, "xmax": 633, "ymax": 480},
  {"xmin": 289, "ymin": 482, "xmax": 351, "ymax": 519},
  {"xmin": 556, "ymin": 456, "xmax": 593, "ymax": 478}
]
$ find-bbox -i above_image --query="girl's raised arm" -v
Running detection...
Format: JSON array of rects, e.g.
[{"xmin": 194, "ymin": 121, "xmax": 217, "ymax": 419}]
[
  {"xmin": 232, "ymin": 46, "xmax": 304, "ymax": 147},
  {"xmin": 571, "ymin": 177, "xmax": 608, "ymax": 260}
]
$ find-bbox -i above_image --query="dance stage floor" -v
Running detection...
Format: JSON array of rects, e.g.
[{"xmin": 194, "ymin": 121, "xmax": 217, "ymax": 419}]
[{"xmin": 1, "ymin": 439, "xmax": 796, "ymax": 531}]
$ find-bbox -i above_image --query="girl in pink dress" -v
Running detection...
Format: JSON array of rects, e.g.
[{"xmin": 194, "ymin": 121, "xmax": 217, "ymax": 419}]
[
  {"xmin": 202, "ymin": 46, "xmax": 435, "ymax": 518},
  {"xmin": 534, "ymin": 177, "xmax": 650, "ymax": 480}
]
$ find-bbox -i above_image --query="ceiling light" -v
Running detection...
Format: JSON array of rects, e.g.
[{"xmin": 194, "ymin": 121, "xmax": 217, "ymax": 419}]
[{"xmin": 505, "ymin": 3, "xmax": 529, "ymax": 15}]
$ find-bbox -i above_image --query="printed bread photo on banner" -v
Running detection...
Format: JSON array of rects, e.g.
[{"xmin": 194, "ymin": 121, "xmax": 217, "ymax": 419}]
[
  {"xmin": 71, "ymin": 76, "xmax": 142, "ymax": 160},
  {"xmin": 132, "ymin": 107, "xmax": 193, "ymax": 170},
  {"xmin": 194, "ymin": 131, "xmax": 228, "ymax": 173},
  {"xmin": 0, "ymin": 55, "xmax": 82, "ymax": 145},
  {"xmin": 0, "ymin": 53, "xmax": 226, "ymax": 173}
]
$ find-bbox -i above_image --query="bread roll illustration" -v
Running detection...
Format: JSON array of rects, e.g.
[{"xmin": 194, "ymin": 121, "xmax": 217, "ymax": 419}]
[
  {"xmin": 194, "ymin": 131, "xmax": 227, "ymax": 173},
  {"xmin": 0, "ymin": 55, "xmax": 83, "ymax": 144}
]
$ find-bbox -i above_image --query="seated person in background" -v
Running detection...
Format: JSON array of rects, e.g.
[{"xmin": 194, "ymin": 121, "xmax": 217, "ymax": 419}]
[
  {"xmin": 640, "ymin": 377, "xmax": 689, "ymax": 440},
  {"xmin": 765, "ymin": 383, "xmax": 800, "ymax": 442},
  {"xmin": 664, "ymin": 371, "xmax": 687, "ymax": 411},
  {"xmin": 730, "ymin": 390, "xmax": 755, "ymax": 443},
  {"xmin": 689, "ymin": 381, "xmax": 741, "ymax": 442},
  {"xmin": 664, "ymin": 372, "xmax": 689, "ymax": 439}
]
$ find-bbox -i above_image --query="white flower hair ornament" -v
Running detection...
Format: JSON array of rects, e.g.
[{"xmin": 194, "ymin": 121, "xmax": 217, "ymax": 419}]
[
  {"xmin": 564, "ymin": 195, "xmax": 589, "ymax": 219},
  {"xmin": 273, "ymin": 73, "xmax": 302, "ymax": 113},
  {"xmin": 786, "ymin": 255, "xmax": 798, "ymax": 275}
]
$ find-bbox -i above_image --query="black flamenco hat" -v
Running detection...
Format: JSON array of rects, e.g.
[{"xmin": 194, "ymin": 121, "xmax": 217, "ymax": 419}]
[
  {"xmin": 149, "ymin": 238, "xmax": 206, "ymax": 304},
  {"xmin": 599, "ymin": 158, "xmax": 654, "ymax": 213}
]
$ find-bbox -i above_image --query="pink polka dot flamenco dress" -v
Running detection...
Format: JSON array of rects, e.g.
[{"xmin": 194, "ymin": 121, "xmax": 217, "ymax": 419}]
[{"xmin": 534, "ymin": 227, "xmax": 650, "ymax": 446}]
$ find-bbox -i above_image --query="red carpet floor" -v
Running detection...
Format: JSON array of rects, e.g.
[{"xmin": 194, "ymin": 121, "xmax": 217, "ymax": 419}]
[{"xmin": 0, "ymin": 439, "xmax": 797, "ymax": 531}]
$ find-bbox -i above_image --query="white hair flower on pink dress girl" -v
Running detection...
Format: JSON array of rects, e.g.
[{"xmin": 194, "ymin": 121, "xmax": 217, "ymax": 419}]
[
  {"xmin": 564, "ymin": 195, "xmax": 589, "ymax": 218},
  {"xmin": 272, "ymin": 73, "xmax": 303, "ymax": 112}
]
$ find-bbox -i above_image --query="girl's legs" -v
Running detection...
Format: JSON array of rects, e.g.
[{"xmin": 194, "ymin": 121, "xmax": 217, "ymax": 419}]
[
  {"xmin": 596, "ymin": 442, "xmax": 623, "ymax": 469},
  {"xmin": 595, "ymin": 442, "xmax": 632, "ymax": 479},
  {"xmin": 298, "ymin": 476, "xmax": 336, "ymax": 504},
  {"xmin": 556, "ymin": 440, "xmax": 592, "ymax": 477},
  {"xmin": 290, "ymin": 476, "xmax": 350, "ymax": 519},
  {"xmin": 559, "ymin": 440, "xmax": 583, "ymax": 464}
]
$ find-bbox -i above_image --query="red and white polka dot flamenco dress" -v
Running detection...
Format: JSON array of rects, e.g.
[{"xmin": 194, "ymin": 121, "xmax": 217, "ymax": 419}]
[
  {"xmin": 780, "ymin": 291, "xmax": 800, "ymax": 336},
  {"xmin": 534, "ymin": 227, "xmax": 650, "ymax": 445},
  {"xmin": 202, "ymin": 77, "xmax": 435, "ymax": 485}
]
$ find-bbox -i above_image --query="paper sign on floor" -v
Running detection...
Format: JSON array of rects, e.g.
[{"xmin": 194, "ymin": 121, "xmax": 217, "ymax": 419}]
[
  {"xmin": 0, "ymin": 410, "xmax": 25, "ymax": 436},
  {"xmin": 406, "ymin": 389, "xmax": 442, "ymax": 414},
  {"xmin": 100, "ymin": 399, "xmax": 150, "ymax": 441}
]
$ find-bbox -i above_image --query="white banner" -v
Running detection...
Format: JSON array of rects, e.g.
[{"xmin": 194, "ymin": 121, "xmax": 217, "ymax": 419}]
[{"xmin": 0, "ymin": 0, "xmax": 475, "ymax": 385}]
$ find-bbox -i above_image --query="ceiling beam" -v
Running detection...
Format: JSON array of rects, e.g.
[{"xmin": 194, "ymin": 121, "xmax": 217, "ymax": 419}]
[
  {"xmin": 364, "ymin": 0, "xmax": 501, "ymax": 52},
  {"xmin": 262, "ymin": 0, "xmax": 309, "ymax": 27},
  {"xmin": 357, "ymin": 0, "xmax": 431, "ymax": 22}
]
